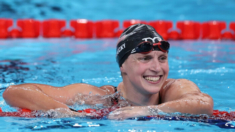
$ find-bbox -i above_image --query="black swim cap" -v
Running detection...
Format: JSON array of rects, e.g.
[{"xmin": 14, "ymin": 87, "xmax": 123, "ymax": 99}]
[{"xmin": 116, "ymin": 24, "xmax": 169, "ymax": 67}]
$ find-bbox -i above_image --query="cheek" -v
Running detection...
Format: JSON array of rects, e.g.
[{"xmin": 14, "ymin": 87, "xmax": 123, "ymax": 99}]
[
  {"xmin": 131, "ymin": 65, "xmax": 143, "ymax": 76},
  {"xmin": 162, "ymin": 62, "xmax": 169, "ymax": 74},
  {"xmin": 125, "ymin": 63, "xmax": 147, "ymax": 80},
  {"xmin": 134, "ymin": 63, "xmax": 149, "ymax": 75}
]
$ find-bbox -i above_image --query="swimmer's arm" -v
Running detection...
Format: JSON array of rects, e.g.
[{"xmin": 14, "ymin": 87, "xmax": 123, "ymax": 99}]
[
  {"xmin": 3, "ymin": 84, "xmax": 69, "ymax": 111},
  {"xmin": 108, "ymin": 79, "xmax": 213, "ymax": 120},
  {"xmin": 3, "ymin": 83, "xmax": 115, "ymax": 111},
  {"xmin": 157, "ymin": 79, "xmax": 213, "ymax": 115}
]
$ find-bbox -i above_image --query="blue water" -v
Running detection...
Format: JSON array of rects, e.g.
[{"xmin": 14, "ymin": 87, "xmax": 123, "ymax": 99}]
[
  {"xmin": 1, "ymin": 0, "xmax": 235, "ymax": 131},
  {"xmin": 0, "ymin": 39, "xmax": 235, "ymax": 131},
  {"xmin": 0, "ymin": 0, "xmax": 235, "ymax": 23}
]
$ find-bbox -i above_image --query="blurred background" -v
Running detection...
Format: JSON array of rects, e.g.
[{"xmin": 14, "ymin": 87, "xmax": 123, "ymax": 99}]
[{"xmin": 0, "ymin": 0, "xmax": 234, "ymax": 23}]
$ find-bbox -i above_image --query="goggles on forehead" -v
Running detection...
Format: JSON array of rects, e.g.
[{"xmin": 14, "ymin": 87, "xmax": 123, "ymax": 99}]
[{"xmin": 131, "ymin": 41, "xmax": 170, "ymax": 54}]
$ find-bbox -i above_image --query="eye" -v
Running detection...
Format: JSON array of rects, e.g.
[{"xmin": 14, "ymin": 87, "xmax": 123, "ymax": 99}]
[
  {"xmin": 159, "ymin": 55, "xmax": 167, "ymax": 62},
  {"xmin": 138, "ymin": 56, "xmax": 152, "ymax": 62}
]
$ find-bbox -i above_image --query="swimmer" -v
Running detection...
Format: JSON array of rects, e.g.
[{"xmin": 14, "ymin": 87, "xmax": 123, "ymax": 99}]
[{"xmin": 3, "ymin": 24, "xmax": 213, "ymax": 120}]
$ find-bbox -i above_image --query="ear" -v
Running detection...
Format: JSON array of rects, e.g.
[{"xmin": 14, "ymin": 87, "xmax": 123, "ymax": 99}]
[{"xmin": 120, "ymin": 65, "xmax": 127, "ymax": 74}]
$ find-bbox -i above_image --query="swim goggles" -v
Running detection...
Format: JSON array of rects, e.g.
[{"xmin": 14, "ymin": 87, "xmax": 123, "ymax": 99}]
[{"xmin": 131, "ymin": 41, "xmax": 170, "ymax": 54}]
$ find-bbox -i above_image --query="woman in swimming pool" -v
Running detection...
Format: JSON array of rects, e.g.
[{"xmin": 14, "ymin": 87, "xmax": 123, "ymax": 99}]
[{"xmin": 3, "ymin": 24, "xmax": 213, "ymax": 120}]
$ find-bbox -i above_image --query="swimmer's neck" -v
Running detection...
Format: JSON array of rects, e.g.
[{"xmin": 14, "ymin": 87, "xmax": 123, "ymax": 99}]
[{"xmin": 120, "ymin": 82, "xmax": 159, "ymax": 106}]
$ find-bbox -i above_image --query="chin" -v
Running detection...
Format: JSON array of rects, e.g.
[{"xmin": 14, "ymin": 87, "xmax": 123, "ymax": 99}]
[{"xmin": 148, "ymin": 86, "xmax": 162, "ymax": 94}]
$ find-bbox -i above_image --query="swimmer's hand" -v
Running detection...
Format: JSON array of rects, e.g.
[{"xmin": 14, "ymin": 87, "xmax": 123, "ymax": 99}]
[{"xmin": 108, "ymin": 106, "xmax": 159, "ymax": 120}]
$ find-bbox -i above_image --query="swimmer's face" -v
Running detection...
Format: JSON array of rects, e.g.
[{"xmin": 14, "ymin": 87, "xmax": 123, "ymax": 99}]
[{"xmin": 121, "ymin": 51, "xmax": 169, "ymax": 94}]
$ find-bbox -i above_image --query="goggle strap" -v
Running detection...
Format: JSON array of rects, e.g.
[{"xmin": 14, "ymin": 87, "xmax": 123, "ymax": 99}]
[{"xmin": 153, "ymin": 43, "xmax": 161, "ymax": 46}]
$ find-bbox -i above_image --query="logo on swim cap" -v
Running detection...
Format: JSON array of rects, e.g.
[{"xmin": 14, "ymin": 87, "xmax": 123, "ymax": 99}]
[
  {"xmin": 142, "ymin": 37, "xmax": 162, "ymax": 42},
  {"xmin": 116, "ymin": 43, "xmax": 126, "ymax": 55}
]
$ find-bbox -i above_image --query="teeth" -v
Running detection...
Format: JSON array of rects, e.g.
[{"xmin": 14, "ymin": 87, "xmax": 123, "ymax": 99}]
[{"xmin": 144, "ymin": 76, "xmax": 160, "ymax": 82}]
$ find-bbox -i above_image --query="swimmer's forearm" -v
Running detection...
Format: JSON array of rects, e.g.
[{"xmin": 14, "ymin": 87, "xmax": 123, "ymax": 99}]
[
  {"xmin": 3, "ymin": 84, "xmax": 69, "ymax": 111},
  {"xmin": 155, "ymin": 94, "xmax": 214, "ymax": 115},
  {"xmin": 62, "ymin": 84, "xmax": 114, "ymax": 105}
]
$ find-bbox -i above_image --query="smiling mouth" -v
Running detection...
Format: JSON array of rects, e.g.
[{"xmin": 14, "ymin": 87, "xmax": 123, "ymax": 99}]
[{"xmin": 143, "ymin": 76, "xmax": 162, "ymax": 83}]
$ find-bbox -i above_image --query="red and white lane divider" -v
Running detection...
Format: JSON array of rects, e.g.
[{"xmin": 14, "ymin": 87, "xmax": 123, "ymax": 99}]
[{"xmin": 0, "ymin": 19, "xmax": 234, "ymax": 40}]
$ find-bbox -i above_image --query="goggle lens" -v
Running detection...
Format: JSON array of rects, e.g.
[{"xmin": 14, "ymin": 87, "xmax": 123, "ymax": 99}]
[
  {"xmin": 132, "ymin": 41, "xmax": 169, "ymax": 54},
  {"xmin": 135, "ymin": 42, "xmax": 152, "ymax": 53}
]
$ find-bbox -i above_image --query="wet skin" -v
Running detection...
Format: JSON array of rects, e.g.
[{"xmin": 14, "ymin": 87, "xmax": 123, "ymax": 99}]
[
  {"xmin": 3, "ymin": 50, "xmax": 213, "ymax": 119},
  {"xmin": 120, "ymin": 51, "xmax": 169, "ymax": 106}
]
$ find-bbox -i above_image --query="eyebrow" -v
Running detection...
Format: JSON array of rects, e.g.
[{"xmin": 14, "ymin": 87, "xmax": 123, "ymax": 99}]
[
  {"xmin": 135, "ymin": 51, "xmax": 168, "ymax": 57},
  {"xmin": 135, "ymin": 54, "xmax": 153, "ymax": 59},
  {"xmin": 162, "ymin": 53, "xmax": 168, "ymax": 56},
  {"xmin": 135, "ymin": 53, "xmax": 152, "ymax": 57}
]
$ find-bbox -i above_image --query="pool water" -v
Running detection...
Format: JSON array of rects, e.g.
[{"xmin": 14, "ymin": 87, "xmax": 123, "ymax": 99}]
[
  {"xmin": 1, "ymin": 0, "xmax": 235, "ymax": 131},
  {"xmin": 0, "ymin": 38, "xmax": 235, "ymax": 131},
  {"xmin": 1, "ymin": 0, "xmax": 235, "ymax": 22}
]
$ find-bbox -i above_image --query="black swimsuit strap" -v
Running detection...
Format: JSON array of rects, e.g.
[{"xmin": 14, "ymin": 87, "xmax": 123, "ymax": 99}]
[
  {"xmin": 111, "ymin": 86, "xmax": 119, "ymax": 105},
  {"xmin": 113, "ymin": 86, "xmax": 117, "ymax": 92},
  {"xmin": 70, "ymin": 108, "xmax": 77, "ymax": 112}
]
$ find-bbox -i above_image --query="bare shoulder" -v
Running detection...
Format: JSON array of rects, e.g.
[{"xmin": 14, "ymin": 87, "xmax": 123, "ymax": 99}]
[
  {"xmin": 117, "ymin": 82, "xmax": 123, "ymax": 91},
  {"xmin": 161, "ymin": 79, "xmax": 201, "ymax": 102}
]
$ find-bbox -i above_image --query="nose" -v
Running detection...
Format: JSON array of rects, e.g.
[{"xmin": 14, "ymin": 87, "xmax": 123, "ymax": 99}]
[{"xmin": 149, "ymin": 57, "xmax": 161, "ymax": 72}]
